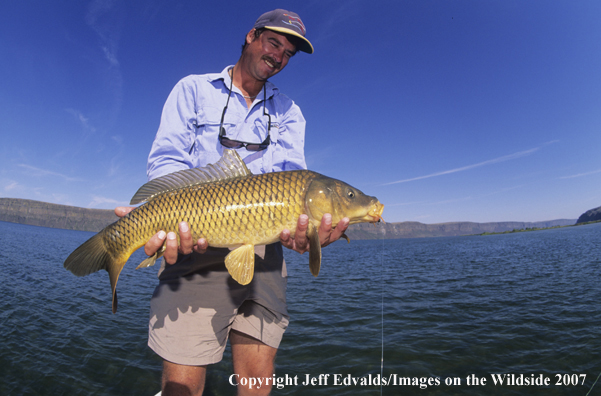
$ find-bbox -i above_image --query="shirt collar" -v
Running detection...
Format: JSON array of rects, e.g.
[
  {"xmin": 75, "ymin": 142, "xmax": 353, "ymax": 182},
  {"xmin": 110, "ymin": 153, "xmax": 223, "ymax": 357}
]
[{"xmin": 210, "ymin": 65, "xmax": 277, "ymax": 101}]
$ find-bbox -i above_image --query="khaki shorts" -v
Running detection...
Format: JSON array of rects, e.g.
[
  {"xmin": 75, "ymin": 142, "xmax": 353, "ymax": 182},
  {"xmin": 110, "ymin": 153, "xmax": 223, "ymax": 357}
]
[{"xmin": 148, "ymin": 243, "xmax": 289, "ymax": 366}]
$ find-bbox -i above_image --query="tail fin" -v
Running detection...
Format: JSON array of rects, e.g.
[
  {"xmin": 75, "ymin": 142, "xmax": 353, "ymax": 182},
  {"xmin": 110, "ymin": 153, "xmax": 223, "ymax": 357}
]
[{"xmin": 64, "ymin": 231, "xmax": 126, "ymax": 313}]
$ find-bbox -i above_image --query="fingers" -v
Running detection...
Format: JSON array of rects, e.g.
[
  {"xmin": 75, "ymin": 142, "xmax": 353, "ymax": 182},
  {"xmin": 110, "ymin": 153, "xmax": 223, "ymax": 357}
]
[
  {"xmin": 279, "ymin": 228, "xmax": 293, "ymax": 249},
  {"xmin": 143, "ymin": 221, "xmax": 205, "ymax": 266},
  {"xmin": 281, "ymin": 214, "xmax": 350, "ymax": 254},
  {"xmin": 318, "ymin": 213, "xmax": 333, "ymax": 246},
  {"xmin": 163, "ymin": 222, "xmax": 193, "ymax": 264},
  {"xmin": 163, "ymin": 232, "xmax": 179, "ymax": 264},
  {"xmin": 144, "ymin": 230, "xmax": 166, "ymax": 256},
  {"xmin": 194, "ymin": 238, "xmax": 208, "ymax": 254},
  {"xmin": 327, "ymin": 217, "xmax": 349, "ymax": 247},
  {"xmin": 178, "ymin": 222, "xmax": 193, "ymax": 255},
  {"xmin": 179, "ymin": 222, "xmax": 208, "ymax": 254},
  {"xmin": 142, "ymin": 229, "xmax": 179, "ymax": 264},
  {"xmin": 293, "ymin": 214, "xmax": 309, "ymax": 253},
  {"xmin": 280, "ymin": 215, "xmax": 309, "ymax": 254},
  {"xmin": 317, "ymin": 214, "xmax": 349, "ymax": 248},
  {"xmin": 115, "ymin": 206, "xmax": 135, "ymax": 218}
]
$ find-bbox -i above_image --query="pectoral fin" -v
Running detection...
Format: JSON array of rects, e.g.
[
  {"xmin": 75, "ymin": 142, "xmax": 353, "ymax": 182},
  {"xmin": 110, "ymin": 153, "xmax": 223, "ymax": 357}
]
[
  {"xmin": 307, "ymin": 223, "xmax": 322, "ymax": 277},
  {"xmin": 340, "ymin": 233, "xmax": 350, "ymax": 243},
  {"xmin": 136, "ymin": 245, "xmax": 166, "ymax": 270},
  {"xmin": 225, "ymin": 244, "xmax": 255, "ymax": 285}
]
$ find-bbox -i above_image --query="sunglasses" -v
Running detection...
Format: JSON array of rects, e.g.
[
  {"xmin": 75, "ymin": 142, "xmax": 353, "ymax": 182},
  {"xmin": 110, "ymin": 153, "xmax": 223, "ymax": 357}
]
[{"xmin": 219, "ymin": 74, "xmax": 272, "ymax": 151}]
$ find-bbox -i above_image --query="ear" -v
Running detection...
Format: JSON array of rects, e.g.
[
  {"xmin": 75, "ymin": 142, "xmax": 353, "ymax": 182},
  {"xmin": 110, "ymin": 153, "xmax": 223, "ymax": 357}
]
[{"xmin": 246, "ymin": 29, "xmax": 256, "ymax": 45}]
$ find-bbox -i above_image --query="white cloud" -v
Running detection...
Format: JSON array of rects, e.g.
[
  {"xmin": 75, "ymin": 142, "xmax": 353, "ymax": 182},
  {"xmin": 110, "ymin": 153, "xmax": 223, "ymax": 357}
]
[
  {"xmin": 86, "ymin": 0, "xmax": 123, "ymax": 67},
  {"xmin": 88, "ymin": 195, "xmax": 126, "ymax": 208},
  {"xmin": 385, "ymin": 200, "xmax": 429, "ymax": 207},
  {"xmin": 382, "ymin": 147, "xmax": 541, "ymax": 186},
  {"xmin": 85, "ymin": 0, "xmax": 124, "ymax": 123},
  {"xmin": 18, "ymin": 164, "xmax": 85, "ymax": 182},
  {"xmin": 560, "ymin": 169, "xmax": 601, "ymax": 179},
  {"xmin": 65, "ymin": 108, "xmax": 97, "ymax": 136},
  {"xmin": 4, "ymin": 181, "xmax": 19, "ymax": 191},
  {"xmin": 102, "ymin": 45, "xmax": 119, "ymax": 67}
]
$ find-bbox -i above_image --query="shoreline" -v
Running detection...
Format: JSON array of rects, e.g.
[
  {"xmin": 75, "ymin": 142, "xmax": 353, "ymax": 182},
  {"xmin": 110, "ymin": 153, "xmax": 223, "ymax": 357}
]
[{"xmin": 0, "ymin": 197, "xmax": 578, "ymax": 239}]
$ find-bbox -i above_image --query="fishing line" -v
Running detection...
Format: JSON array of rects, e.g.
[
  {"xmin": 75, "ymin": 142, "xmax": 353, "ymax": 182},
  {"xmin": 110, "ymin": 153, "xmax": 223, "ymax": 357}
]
[
  {"xmin": 379, "ymin": 221, "xmax": 386, "ymax": 396},
  {"xmin": 585, "ymin": 370, "xmax": 601, "ymax": 396}
]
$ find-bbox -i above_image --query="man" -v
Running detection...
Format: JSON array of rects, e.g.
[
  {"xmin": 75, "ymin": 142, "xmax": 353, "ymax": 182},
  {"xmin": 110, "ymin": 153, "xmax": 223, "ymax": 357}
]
[{"xmin": 117, "ymin": 9, "xmax": 348, "ymax": 396}]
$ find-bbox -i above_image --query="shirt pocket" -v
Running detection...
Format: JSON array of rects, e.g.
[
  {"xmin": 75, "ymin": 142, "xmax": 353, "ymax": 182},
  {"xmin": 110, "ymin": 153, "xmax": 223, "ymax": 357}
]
[
  {"xmin": 190, "ymin": 106, "xmax": 229, "ymax": 157},
  {"xmin": 195, "ymin": 106, "xmax": 225, "ymax": 135}
]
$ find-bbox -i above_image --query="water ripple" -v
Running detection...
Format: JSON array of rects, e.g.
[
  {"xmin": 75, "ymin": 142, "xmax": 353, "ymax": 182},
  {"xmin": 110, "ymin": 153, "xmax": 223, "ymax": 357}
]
[{"xmin": 1, "ymin": 222, "xmax": 600, "ymax": 395}]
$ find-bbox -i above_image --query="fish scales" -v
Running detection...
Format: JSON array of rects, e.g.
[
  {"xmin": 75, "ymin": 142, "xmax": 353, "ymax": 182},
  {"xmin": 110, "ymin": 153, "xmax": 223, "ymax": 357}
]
[
  {"xmin": 102, "ymin": 170, "xmax": 313, "ymax": 264},
  {"xmin": 64, "ymin": 149, "xmax": 384, "ymax": 312}
]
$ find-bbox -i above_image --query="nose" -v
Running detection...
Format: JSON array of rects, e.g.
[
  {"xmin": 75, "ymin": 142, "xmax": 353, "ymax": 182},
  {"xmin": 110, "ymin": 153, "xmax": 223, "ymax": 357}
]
[{"xmin": 271, "ymin": 49, "xmax": 284, "ymax": 63}]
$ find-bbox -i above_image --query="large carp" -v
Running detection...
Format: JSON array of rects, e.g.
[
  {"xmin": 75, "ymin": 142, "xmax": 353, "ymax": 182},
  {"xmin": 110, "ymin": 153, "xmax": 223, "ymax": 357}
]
[{"xmin": 64, "ymin": 150, "xmax": 384, "ymax": 313}]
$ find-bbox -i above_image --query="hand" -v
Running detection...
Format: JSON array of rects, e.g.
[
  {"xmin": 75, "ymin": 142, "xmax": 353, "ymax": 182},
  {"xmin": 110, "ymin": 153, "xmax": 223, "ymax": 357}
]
[
  {"xmin": 114, "ymin": 207, "xmax": 208, "ymax": 265},
  {"xmin": 280, "ymin": 213, "xmax": 349, "ymax": 254}
]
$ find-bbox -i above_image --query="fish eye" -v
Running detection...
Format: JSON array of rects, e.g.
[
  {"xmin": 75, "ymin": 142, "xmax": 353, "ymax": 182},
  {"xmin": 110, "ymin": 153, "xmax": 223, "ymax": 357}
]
[{"xmin": 347, "ymin": 190, "xmax": 355, "ymax": 199}]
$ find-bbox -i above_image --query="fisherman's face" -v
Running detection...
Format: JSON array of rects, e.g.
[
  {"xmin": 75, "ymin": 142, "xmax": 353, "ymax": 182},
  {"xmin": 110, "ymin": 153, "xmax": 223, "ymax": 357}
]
[{"xmin": 244, "ymin": 29, "xmax": 297, "ymax": 81}]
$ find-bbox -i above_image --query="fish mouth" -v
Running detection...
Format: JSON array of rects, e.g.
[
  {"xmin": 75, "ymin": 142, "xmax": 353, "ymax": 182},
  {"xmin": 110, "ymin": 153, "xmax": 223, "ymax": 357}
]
[
  {"xmin": 350, "ymin": 201, "xmax": 384, "ymax": 224},
  {"xmin": 367, "ymin": 202, "xmax": 385, "ymax": 223}
]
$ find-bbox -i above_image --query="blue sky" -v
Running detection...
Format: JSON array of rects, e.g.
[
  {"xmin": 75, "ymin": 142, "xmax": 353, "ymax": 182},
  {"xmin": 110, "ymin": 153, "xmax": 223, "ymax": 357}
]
[{"xmin": 1, "ymin": 0, "xmax": 600, "ymax": 224}]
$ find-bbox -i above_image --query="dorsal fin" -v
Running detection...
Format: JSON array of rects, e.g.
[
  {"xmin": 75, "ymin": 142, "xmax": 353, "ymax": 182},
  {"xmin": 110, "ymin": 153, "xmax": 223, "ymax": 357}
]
[{"xmin": 130, "ymin": 149, "xmax": 252, "ymax": 205}]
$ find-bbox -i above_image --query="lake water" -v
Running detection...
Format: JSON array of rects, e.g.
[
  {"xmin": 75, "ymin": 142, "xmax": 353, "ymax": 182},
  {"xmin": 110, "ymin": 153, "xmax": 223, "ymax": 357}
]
[{"xmin": 1, "ymin": 220, "xmax": 600, "ymax": 395}]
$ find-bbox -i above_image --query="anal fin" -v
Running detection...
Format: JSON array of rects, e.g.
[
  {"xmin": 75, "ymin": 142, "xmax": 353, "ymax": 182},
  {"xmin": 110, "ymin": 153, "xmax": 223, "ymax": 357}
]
[
  {"xmin": 225, "ymin": 244, "xmax": 255, "ymax": 285},
  {"xmin": 136, "ymin": 245, "xmax": 166, "ymax": 270}
]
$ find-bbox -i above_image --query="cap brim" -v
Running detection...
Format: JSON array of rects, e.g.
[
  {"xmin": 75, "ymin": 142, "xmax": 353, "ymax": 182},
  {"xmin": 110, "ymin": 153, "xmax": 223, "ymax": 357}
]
[{"xmin": 263, "ymin": 26, "xmax": 314, "ymax": 54}]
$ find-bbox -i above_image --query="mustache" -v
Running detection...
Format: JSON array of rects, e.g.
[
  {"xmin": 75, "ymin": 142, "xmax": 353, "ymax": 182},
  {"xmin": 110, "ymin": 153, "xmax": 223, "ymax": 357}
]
[{"xmin": 262, "ymin": 56, "xmax": 281, "ymax": 70}]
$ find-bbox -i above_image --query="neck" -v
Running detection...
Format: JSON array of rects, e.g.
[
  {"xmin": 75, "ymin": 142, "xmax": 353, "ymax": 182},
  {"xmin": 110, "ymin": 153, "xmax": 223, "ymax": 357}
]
[{"xmin": 230, "ymin": 63, "xmax": 264, "ymax": 99}]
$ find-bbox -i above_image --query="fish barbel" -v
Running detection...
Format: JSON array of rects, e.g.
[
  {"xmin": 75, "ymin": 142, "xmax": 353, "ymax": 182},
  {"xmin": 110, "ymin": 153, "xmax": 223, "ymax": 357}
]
[{"xmin": 64, "ymin": 150, "xmax": 384, "ymax": 313}]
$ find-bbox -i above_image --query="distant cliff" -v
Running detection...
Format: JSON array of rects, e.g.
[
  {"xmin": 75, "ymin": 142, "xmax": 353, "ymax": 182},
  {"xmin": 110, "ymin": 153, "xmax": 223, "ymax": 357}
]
[
  {"xmin": 345, "ymin": 219, "xmax": 576, "ymax": 239},
  {"xmin": 576, "ymin": 205, "xmax": 601, "ymax": 224},
  {"xmin": 0, "ymin": 198, "xmax": 117, "ymax": 232},
  {"xmin": 0, "ymin": 197, "xmax": 576, "ymax": 239}
]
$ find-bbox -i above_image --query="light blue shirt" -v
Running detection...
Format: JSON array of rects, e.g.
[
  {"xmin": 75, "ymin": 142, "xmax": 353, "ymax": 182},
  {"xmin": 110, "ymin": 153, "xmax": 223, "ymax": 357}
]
[{"xmin": 147, "ymin": 66, "xmax": 307, "ymax": 181}]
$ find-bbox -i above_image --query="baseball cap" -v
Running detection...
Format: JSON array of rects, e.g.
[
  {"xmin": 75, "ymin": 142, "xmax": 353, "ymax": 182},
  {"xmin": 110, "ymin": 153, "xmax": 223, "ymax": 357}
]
[{"xmin": 253, "ymin": 9, "xmax": 314, "ymax": 54}]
